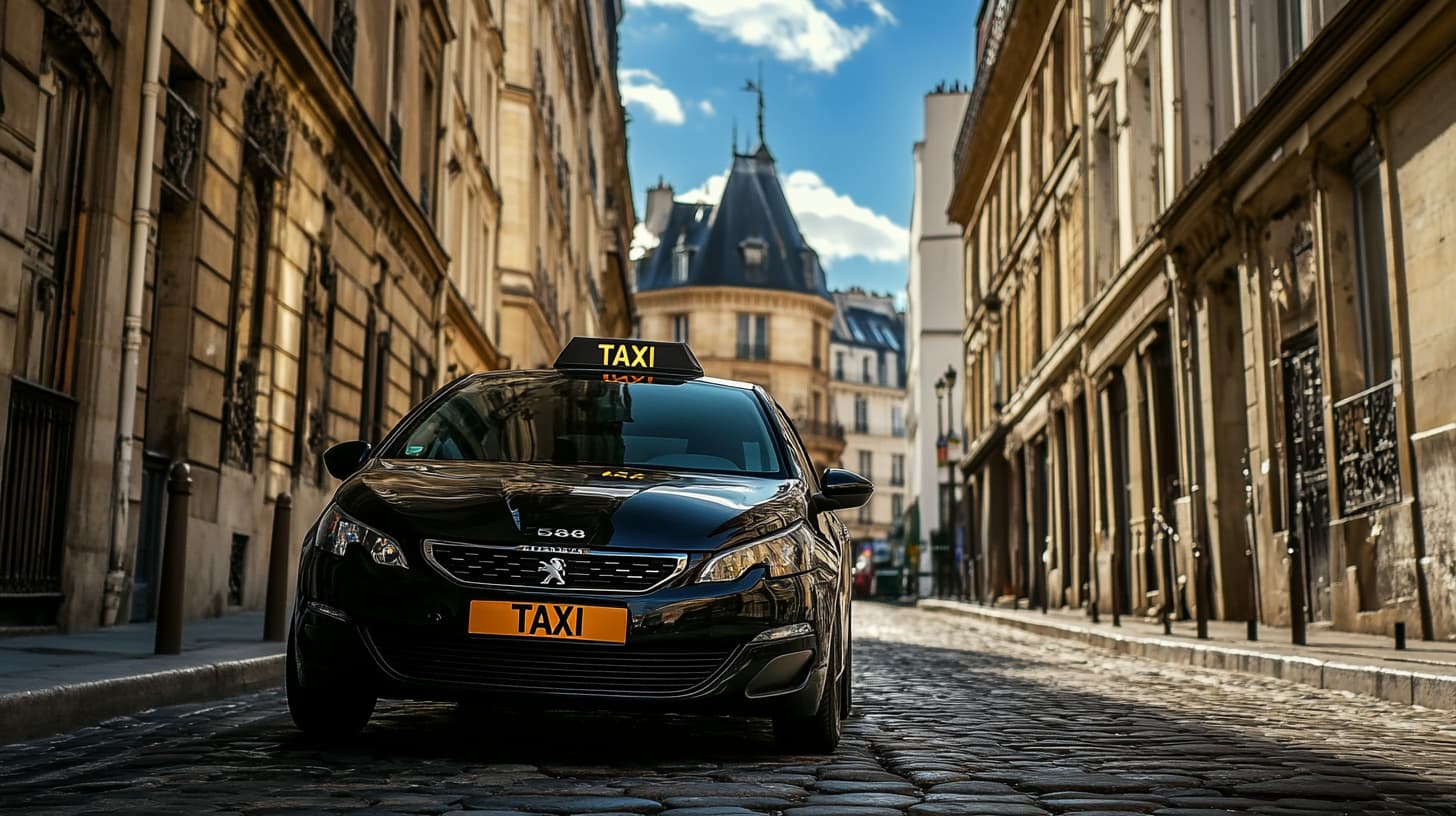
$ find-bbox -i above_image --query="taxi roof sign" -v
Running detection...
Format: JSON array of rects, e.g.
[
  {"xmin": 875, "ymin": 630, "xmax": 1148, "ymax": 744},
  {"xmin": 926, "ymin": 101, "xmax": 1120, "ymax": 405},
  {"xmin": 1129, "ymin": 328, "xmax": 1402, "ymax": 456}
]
[{"xmin": 553, "ymin": 337, "xmax": 704, "ymax": 379}]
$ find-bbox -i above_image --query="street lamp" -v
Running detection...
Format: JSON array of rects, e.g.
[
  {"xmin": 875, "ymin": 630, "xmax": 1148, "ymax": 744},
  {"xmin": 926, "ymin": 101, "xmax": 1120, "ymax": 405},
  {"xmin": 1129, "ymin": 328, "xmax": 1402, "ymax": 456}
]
[
  {"xmin": 943, "ymin": 364, "xmax": 960, "ymax": 600},
  {"xmin": 931, "ymin": 377, "xmax": 946, "ymax": 598}
]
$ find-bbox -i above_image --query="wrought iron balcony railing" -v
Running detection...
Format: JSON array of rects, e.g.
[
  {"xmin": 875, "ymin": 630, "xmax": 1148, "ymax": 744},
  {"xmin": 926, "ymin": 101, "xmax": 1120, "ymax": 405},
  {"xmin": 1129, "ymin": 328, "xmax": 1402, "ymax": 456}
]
[
  {"xmin": 1333, "ymin": 379, "xmax": 1400, "ymax": 516},
  {"xmin": 795, "ymin": 418, "xmax": 846, "ymax": 443},
  {"xmin": 161, "ymin": 87, "xmax": 201, "ymax": 199},
  {"xmin": 332, "ymin": 0, "xmax": 357, "ymax": 79}
]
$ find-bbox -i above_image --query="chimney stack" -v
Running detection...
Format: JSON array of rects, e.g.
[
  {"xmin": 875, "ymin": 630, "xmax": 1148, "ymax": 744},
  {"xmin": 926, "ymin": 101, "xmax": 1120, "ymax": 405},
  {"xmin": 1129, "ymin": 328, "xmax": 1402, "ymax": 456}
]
[{"xmin": 645, "ymin": 176, "xmax": 675, "ymax": 237}]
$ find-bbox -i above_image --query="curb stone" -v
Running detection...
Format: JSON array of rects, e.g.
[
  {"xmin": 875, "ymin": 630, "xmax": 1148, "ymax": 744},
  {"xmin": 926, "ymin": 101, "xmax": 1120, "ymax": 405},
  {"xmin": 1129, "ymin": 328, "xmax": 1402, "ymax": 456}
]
[
  {"xmin": 0, "ymin": 654, "xmax": 283, "ymax": 745},
  {"xmin": 918, "ymin": 599, "xmax": 1456, "ymax": 711}
]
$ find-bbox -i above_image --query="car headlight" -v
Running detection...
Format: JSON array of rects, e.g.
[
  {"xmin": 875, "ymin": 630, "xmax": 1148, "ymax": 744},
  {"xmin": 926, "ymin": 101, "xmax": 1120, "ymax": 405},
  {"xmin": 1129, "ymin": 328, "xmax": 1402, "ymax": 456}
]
[
  {"xmin": 698, "ymin": 523, "xmax": 814, "ymax": 583},
  {"xmin": 318, "ymin": 505, "xmax": 409, "ymax": 569}
]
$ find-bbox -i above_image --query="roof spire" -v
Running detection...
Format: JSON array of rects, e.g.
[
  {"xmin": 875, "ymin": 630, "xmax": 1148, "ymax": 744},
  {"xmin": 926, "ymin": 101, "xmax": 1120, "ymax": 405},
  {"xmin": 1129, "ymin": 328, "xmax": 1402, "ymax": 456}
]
[
  {"xmin": 731, "ymin": 117, "xmax": 738, "ymax": 156},
  {"xmin": 742, "ymin": 61, "xmax": 766, "ymax": 150}
]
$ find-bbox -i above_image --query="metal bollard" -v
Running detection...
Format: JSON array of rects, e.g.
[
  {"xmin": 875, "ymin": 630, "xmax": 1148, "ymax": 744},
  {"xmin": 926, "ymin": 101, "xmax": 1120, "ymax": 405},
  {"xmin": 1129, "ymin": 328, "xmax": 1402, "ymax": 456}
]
[
  {"xmin": 1395, "ymin": 622, "xmax": 1407, "ymax": 651},
  {"xmin": 263, "ymin": 493, "xmax": 294, "ymax": 642},
  {"xmin": 154, "ymin": 461, "xmax": 193, "ymax": 655}
]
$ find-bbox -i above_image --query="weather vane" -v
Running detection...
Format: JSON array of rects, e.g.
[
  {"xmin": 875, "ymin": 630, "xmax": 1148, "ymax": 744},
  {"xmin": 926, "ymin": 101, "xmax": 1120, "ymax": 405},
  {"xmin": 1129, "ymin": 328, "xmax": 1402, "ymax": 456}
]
[{"xmin": 742, "ymin": 62, "xmax": 765, "ymax": 148}]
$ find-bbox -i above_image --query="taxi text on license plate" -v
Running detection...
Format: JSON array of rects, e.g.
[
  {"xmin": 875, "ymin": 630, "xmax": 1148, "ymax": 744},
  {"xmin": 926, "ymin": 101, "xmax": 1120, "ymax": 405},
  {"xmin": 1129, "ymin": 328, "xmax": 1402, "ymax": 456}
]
[{"xmin": 467, "ymin": 600, "xmax": 627, "ymax": 644}]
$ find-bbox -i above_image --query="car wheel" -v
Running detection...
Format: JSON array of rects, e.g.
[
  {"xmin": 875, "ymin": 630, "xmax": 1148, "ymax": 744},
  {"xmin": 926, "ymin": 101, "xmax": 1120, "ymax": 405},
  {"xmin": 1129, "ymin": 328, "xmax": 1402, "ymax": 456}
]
[
  {"xmin": 286, "ymin": 632, "xmax": 376, "ymax": 740},
  {"xmin": 773, "ymin": 648, "xmax": 842, "ymax": 754}
]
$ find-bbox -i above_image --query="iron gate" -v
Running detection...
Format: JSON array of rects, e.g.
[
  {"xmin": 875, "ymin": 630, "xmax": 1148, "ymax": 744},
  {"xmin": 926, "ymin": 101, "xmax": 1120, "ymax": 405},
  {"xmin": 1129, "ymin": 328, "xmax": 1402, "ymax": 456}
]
[
  {"xmin": 0, "ymin": 379, "xmax": 78, "ymax": 622},
  {"xmin": 1282, "ymin": 335, "xmax": 1331, "ymax": 622}
]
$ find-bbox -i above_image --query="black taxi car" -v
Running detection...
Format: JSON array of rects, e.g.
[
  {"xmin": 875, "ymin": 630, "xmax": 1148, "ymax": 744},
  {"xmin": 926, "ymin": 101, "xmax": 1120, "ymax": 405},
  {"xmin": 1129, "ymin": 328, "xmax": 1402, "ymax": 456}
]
[{"xmin": 286, "ymin": 337, "xmax": 871, "ymax": 752}]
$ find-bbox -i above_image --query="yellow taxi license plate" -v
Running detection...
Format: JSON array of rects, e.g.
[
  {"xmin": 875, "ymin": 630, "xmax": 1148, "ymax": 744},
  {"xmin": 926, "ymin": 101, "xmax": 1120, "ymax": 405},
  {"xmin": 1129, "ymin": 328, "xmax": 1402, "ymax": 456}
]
[{"xmin": 468, "ymin": 600, "xmax": 628, "ymax": 644}]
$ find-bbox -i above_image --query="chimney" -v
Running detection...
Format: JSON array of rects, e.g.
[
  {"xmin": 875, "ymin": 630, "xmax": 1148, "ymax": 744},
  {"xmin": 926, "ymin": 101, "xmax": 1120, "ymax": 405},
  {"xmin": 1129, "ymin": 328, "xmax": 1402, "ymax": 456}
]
[{"xmin": 645, "ymin": 176, "xmax": 675, "ymax": 236}]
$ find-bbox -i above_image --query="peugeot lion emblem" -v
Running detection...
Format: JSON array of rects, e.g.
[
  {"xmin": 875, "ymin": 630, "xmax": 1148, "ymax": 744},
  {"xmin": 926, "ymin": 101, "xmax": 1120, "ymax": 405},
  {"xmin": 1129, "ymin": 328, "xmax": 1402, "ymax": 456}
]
[{"xmin": 538, "ymin": 557, "xmax": 568, "ymax": 586}]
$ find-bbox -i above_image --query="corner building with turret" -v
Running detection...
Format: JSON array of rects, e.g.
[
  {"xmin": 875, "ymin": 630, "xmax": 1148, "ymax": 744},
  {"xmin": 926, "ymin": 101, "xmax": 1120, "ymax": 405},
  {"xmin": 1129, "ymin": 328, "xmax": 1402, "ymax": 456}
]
[{"xmin": 633, "ymin": 144, "xmax": 845, "ymax": 470}]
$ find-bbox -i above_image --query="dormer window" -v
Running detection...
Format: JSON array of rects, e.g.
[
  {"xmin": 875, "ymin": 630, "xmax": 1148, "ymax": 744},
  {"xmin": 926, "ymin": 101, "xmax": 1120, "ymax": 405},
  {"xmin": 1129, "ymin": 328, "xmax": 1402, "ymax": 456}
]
[
  {"xmin": 673, "ymin": 232, "xmax": 691, "ymax": 283},
  {"xmin": 740, "ymin": 235, "xmax": 767, "ymax": 280},
  {"xmin": 801, "ymin": 249, "xmax": 819, "ymax": 290},
  {"xmin": 673, "ymin": 246, "xmax": 690, "ymax": 283}
]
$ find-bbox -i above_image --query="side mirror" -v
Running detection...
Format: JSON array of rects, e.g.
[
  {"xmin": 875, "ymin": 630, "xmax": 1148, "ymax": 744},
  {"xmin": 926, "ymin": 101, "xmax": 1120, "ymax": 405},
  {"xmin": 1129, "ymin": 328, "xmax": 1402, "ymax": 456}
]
[
  {"xmin": 323, "ymin": 440, "xmax": 372, "ymax": 480},
  {"xmin": 811, "ymin": 468, "xmax": 874, "ymax": 513}
]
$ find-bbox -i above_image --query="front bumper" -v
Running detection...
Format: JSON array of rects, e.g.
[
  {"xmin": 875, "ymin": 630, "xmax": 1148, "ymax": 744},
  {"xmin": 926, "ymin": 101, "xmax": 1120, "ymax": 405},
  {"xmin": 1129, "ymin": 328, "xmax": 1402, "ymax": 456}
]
[{"xmin": 291, "ymin": 543, "xmax": 834, "ymax": 717}]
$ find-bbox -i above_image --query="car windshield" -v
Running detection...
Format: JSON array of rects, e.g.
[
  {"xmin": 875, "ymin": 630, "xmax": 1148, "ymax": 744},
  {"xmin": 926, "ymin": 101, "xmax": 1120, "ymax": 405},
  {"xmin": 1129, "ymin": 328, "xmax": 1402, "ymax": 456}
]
[{"xmin": 385, "ymin": 373, "xmax": 784, "ymax": 476}]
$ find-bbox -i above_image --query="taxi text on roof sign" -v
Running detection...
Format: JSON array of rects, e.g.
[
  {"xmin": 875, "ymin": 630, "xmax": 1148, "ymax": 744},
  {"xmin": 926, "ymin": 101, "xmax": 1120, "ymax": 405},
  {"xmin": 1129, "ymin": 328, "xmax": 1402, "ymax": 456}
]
[{"xmin": 553, "ymin": 336, "xmax": 704, "ymax": 379}]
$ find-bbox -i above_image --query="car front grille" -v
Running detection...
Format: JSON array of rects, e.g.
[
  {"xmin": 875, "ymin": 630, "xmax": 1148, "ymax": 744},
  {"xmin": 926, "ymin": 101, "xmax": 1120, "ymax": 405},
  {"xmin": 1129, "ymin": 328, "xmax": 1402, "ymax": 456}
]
[
  {"xmin": 422, "ymin": 541, "xmax": 686, "ymax": 593},
  {"xmin": 366, "ymin": 627, "xmax": 735, "ymax": 696}
]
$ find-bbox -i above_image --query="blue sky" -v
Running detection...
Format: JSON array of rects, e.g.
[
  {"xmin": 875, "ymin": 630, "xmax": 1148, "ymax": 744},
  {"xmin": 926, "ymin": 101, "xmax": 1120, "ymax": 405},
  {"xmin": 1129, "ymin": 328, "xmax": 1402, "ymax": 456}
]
[{"xmin": 618, "ymin": 1, "xmax": 980, "ymax": 299}]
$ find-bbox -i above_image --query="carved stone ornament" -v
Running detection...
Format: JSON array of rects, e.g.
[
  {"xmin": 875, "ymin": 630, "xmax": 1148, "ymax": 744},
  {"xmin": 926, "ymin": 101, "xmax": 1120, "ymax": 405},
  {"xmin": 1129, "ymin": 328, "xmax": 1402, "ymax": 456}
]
[
  {"xmin": 52, "ymin": 0, "xmax": 101, "ymax": 42},
  {"xmin": 243, "ymin": 74, "xmax": 289, "ymax": 179}
]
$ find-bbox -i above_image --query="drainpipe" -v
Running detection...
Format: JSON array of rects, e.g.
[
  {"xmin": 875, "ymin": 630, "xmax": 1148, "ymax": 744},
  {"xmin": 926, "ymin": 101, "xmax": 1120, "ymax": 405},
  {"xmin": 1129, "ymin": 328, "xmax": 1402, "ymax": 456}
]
[{"xmin": 102, "ymin": 0, "xmax": 167, "ymax": 626}]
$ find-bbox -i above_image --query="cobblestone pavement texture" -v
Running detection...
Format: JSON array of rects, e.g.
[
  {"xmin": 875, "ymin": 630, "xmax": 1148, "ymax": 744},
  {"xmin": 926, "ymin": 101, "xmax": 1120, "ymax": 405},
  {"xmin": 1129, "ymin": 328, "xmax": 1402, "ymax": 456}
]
[{"xmin": 2, "ymin": 602, "xmax": 1455, "ymax": 815}]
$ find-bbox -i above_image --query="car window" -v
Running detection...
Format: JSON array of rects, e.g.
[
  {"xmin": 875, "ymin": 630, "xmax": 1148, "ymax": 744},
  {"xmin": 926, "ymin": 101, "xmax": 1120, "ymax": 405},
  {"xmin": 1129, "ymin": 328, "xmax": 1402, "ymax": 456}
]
[
  {"xmin": 773, "ymin": 404, "xmax": 820, "ymax": 490},
  {"xmin": 385, "ymin": 374, "xmax": 784, "ymax": 476}
]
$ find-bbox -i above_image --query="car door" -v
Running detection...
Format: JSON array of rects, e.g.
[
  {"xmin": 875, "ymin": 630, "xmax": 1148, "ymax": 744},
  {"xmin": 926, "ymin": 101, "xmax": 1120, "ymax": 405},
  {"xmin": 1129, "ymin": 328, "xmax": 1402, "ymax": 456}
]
[{"xmin": 768, "ymin": 399, "xmax": 850, "ymax": 678}]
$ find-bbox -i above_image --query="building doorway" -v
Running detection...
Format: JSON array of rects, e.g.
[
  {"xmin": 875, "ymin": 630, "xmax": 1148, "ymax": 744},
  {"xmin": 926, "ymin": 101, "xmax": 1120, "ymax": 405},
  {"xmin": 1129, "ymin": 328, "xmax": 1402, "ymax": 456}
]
[
  {"xmin": 1107, "ymin": 372, "xmax": 1134, "ymax": 615},
  {"xmin": 0, "ymin": 51, "xmax": 90, "ymax": 626},
  {"xmin": 1282, "ymin": 331, "xmax": 1331, "ymax": 622}
]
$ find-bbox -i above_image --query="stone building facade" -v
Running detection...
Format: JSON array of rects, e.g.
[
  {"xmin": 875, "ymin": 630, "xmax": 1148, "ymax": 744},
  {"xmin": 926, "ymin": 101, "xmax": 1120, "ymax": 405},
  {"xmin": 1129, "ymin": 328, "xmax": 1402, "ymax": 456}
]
[
  {"xmin": 494, "ymin": 0, "xmax": 636, "ymax": 370},
  {"xmin": 829, "ymin": 289, "xmax": 906, "ymax": 544},
  {"xmin": 633, "ymin": 144, "xmax": 845, "ymax": 470},
  {"xmin": 0, "ymin": 0, "xmax": 633, "ymax": 631},
  {"xmin": 954, "ymin": 0, "xmax": 1456, "ymax": 639},
  {"xmin": 905, "ymin": 88, "xmax": 969, "ymax": 596}
]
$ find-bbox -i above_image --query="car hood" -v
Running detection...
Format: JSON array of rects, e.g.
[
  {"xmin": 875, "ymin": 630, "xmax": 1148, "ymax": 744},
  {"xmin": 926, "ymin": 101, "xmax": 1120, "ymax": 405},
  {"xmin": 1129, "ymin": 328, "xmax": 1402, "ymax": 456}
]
[{"xmin": 332, "ymin": 460, "xmax": 808, "ymax": 553}]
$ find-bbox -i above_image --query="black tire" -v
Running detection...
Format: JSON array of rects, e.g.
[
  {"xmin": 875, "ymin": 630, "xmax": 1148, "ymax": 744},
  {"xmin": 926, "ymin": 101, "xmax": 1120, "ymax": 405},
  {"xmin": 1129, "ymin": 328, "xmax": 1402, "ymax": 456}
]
[
  {"xmin": 286, "ymin": 633, "xmax": 375, "ymax": 740},
  {"xmin": 773, "ymin": 654, "xmax": 842, "ymax": 754}
]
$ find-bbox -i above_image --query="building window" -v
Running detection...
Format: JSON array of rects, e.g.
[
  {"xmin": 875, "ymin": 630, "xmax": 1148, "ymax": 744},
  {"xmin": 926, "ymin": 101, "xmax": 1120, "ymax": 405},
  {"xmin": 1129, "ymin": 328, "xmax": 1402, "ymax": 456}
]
[
  {"xmin": 1277, "ymin": 0, "xmax": 1304, "ymax": 73},
  {"xmin": 861, "ymin": 357, "xmax": 871, "ymax": 384},
  {"xmin": 388, "ymin": 7, "xmax": 406, "ymax": 166},
  {"xmin": 854, "ymin": 396, "xmax": 869, "ymax": 433},
  {"xmin": 857, "ymin": 502, "xmax": 873, "ymax": 524},
  {"xmin": 858, "ymin": 450, "xmax": 873, "ymax": 479},
  {"xmin": 740, "ymin": 235, "xmax": 767, "ymax": 281},
  {"xmin": 736, "ymin": 313, "xmax": 768, "ymax": 359},
  {"xmin": 993, "ymin": 346, "xmax": 1004, "ymax": 409},
  {"xmin": 1351, "ymin": 144, "xmax": 1392, "ymax": 387},
  {"xmin": 891, "ymin": 454, "xmax": 904, "ymax": 486},
  {"xmin": 835, "ymin": 351, "xmax": 845, "ymax": 380},
  {"xmin": 672, "ymin": 313, "xmax": 689, "ymax": 344},
  {"xmin": 891, "ymin": 405, "xmax": 905, "ymax": 437},
  {"xmin": 891, "ymin": 493, "xmax": 904, "ymax": 521},
  {"xmin": 1092, "ymin": 109, "xmax": 1119, "ymax": 287},
  {"xmin": 877, "ymin": 350, "xmax": 888, "ymax": 386},
  {"xmin": 331, "ymin": 0, "xmax": 358, "ymax": 79},
  {"xmin": 673, "ymin": 242, "xmax": 691, "ymax": 283}
]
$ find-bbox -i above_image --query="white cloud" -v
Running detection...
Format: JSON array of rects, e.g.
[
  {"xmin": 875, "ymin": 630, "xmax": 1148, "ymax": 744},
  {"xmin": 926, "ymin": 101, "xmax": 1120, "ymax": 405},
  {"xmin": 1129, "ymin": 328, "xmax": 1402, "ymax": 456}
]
[
  {"xmin": 630, "ymin": 220, "xmax": 661, "ymax": 261},
  {"xmin": 782, "ymin": 170, "xmax": 906, "ymax": 264},
  {"xmin": 679, "ymin": 171, "xmax": 730, "ymax": 205},
  {"xmin": 618, "ymin": 68, "xmax": 686, "ymax": 125},
  {"xmin": 698, "ymin": 99, "xmax": 716, "ymax": 117},
  {"xmin": 623, "ymin": 0, "xmax": 886, "ymax": 73},
  {"xmin": 673, "ymin": 168, "xmax": 906, "ymax": 265}
]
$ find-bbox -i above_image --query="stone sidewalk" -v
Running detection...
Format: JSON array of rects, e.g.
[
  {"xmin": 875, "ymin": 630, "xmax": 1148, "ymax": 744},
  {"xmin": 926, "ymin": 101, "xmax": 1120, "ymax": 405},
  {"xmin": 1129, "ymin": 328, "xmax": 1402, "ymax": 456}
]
[
  {"xmin": 0, "ymin": 611, "xmax": 283, "ymax": 745},
  {"xmin": 921, "ymin": 598, "xmax": 1456, "ymax": 710}
]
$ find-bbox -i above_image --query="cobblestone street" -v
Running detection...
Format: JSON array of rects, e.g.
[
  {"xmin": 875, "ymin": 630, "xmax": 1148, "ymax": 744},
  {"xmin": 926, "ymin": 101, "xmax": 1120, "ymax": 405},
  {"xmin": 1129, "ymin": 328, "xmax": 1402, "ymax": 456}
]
[{"xmin": 2, "ymin": 602, "xmax": 1455, "ymax": 815}]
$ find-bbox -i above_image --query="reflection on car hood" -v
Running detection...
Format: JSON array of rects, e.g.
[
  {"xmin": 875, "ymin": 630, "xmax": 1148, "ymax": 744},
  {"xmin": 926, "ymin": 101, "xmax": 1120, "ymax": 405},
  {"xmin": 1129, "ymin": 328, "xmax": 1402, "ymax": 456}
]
[{"xmin": 332, "ymin": 460, "xmax": 807, "ymax": 553}]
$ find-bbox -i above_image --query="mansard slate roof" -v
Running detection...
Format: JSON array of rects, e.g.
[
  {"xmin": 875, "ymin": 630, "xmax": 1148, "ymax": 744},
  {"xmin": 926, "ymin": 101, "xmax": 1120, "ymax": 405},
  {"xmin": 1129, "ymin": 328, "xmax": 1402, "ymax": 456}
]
[
  {"xmin": 830, "ymin": 296, "xmax": 904, "ymax": 354},
  {"xmin": 636, "ymin": 147, "xmax": 830, "ymax": 298}
]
